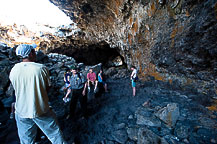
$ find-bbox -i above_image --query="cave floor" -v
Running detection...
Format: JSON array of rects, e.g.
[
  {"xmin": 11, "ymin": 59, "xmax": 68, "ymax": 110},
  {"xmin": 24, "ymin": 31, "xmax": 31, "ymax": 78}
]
[
  {"xmin": 52, "ymin": 78, "xmax": 217, "ymax": 144},
  {"xmin": 2, "ymin": 78, "xmax": 217, "ymax": 144}
]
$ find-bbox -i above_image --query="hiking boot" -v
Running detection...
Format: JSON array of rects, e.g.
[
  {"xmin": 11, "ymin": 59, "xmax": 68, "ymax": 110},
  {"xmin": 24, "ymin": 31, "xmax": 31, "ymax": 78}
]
[
  {"xmin": 94, "ymin": 88, "xmax": 97, "ymax": 93},
  {"xmin": 63, "ymin": 97, "xmax": 68, "ymax": 103},
  {"xmin": 66, "ymin": 97, "xmax": 71, "ymax": 102}
]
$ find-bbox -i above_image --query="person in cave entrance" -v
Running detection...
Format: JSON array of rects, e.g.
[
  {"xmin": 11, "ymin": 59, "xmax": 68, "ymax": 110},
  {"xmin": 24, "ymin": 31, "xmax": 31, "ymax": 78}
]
[
  {"xmin": 66, "ymin": 66, "xmax": 88, "ymax": 120},
  {"xmin": 87, "ymin": 68, "xmax": 98, "ymax": 93},
  {"xmin": 9, "ymin": 44, "xmax": 66, "ymax": 144},
  {"xmin": 62, "ymin": 69, "xmax": 71, "ymax": 103},
  {"xmin": 98, "ymin": 69, "xmax": 108, "ymax": 92},
  {"xmin": 130, "ymin": 66, "xmax": 138, "ymax": 97}
]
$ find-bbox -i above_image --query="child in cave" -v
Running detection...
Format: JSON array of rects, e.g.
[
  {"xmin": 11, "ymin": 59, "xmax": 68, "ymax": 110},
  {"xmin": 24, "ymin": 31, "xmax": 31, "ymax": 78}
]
[
  {"xmin": 62, "ymin": 69, "xmax": 71, "ymax": 103},
  {"xmin": 130, "ymin": 66, "xmax": 138, "ymax": 97},
  {"xmin": 98, "ymin": 69, "xmax": 108, "ymax": 92},
  {"xmin": 87, "ymin": 68, "xmax": 98, "ymax": 93}
]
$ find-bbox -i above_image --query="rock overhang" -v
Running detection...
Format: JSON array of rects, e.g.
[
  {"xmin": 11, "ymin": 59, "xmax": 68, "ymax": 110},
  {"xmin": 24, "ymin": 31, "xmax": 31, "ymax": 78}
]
[{"xmin": 0, "ymin": 0, "xmax": 217, "ymax": 95}]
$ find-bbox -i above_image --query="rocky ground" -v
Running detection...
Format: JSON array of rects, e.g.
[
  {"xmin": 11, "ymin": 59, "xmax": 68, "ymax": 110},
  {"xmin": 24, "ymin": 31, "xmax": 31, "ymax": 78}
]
[
  {"xmin": 53, "ymin": 77, "xmax": 217, "ymax": 144},
  {"xmin": 3, "ymin": 77, "xmax": 217, "ymax": 144},
  {"xmin": 0, "ymin": 44, "xmax": 217, "ymax": 144}
]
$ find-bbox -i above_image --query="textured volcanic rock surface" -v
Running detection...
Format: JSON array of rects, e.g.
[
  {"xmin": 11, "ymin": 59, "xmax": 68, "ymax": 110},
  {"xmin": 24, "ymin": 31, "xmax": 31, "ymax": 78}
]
[
  {"xmin": 1, "ymin": 0, "xmax": 216, "ymax": 94},
  {"xmin": 2, "ymin": 77, "xmax": 217, "ymax": 144},
  {"xmin": 0, "ymin": 46, "xmax": 216, "ymax": 144},
  {"xmin": 0, "ymin": 0, "xmax": 217, "ymax": 143},
  {"xmin": 49, "ymin": 0, "xmax": 217, "ymax": 95}
]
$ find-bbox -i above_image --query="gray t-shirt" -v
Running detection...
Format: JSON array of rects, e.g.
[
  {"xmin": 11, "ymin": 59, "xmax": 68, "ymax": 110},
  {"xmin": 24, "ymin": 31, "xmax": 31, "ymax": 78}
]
[
  {"xmin": 70, "ymin": 73, "xmax": 86, "ymax": 89},
  {"xmin": 9, "ymin": 62, "xmax": 50, "ymax": 118}
]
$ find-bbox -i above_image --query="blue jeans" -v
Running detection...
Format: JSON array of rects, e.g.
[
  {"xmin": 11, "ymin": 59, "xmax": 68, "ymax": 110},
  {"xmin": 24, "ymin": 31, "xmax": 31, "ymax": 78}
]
[{"xmin": 15, "ymin": 110, "xmax": 67, "ymax": 144}]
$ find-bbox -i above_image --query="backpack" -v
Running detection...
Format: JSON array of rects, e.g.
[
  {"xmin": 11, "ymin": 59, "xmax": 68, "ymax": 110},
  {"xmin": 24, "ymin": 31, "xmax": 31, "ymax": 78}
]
[
  {"xmin": 133, "ymin": 75, "xmax": 139, "ymax": 82},
  {"xmin": 77, "ymin": 72, "xmax": 85, "ymax": 84},
  {"xmin": 71, "ymin": 72, "xmax": 85, "ymax": 87},
  {"xmin": 77, "ymin": 72, "xmax": 82, "ymax": 80}
]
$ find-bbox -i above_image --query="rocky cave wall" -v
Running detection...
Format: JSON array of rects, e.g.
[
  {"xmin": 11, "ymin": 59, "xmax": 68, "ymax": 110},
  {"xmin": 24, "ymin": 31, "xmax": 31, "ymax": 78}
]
[
  {"xmin": 0, "ymin": 23, "xmax": 123, "ymax": 66},
  {"xmin": 0, "ymin": 0, "xmax": 216, "ymax": 94},
  {"xmin": 49, "ymin": 0, "xmax": 217, "ymax": 94}
]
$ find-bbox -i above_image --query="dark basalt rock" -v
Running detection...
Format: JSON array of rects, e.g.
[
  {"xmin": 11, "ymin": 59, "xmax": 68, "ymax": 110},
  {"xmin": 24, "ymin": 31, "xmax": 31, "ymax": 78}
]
[
  {"xmin": 48, "ymin": 0, "xmax": 217, "ymax": 95},
  {"xmin": 0, "ymin": 47, "xmax": 216, "ymax": 143},
  {"xmin": 0, "ymin": 0, "xmax": 216, "ymax": 143},
  {"xmin": 0, "ymin": 0, "xmax": 216, "ymax": 94}
]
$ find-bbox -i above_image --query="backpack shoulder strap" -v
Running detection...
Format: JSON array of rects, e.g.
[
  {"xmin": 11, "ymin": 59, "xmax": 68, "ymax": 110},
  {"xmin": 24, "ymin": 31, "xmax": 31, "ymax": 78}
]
[{"xmin": 77, "ymin": 72, "xmax": 81, "ymax": 79}]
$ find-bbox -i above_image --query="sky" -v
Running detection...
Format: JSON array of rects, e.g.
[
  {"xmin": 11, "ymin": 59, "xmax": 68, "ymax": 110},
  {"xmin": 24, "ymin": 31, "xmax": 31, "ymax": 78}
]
[{"xmin": 0, "ymin": 0, "xmax": 73, "ymax": 27}]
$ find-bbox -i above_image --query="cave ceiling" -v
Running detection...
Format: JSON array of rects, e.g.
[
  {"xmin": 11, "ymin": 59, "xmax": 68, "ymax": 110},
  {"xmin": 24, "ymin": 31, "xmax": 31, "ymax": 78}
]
[{"xmin": 0, "ymin": 0, "xmax": 217, "ymax": 92}]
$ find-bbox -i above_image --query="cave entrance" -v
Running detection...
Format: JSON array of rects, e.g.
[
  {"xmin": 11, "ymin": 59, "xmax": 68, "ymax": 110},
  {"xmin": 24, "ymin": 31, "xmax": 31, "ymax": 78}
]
[
  {"xmin": 51, "ymin": 42, "xmax": 125, "ymax": 66},
  {"xmin": 0, "ymin": 0, "xmax": 72, "ymax": 29}
]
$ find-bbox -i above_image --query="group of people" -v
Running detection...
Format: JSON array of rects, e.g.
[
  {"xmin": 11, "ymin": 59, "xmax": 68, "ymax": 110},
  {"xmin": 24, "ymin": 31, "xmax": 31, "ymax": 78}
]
[
  {"xmin": 9, "ymin": 43, "xmax": 138, "ymax": 144},
  {"xmin": 62, "ymin": 67, "xmax": 108, "ymax": 102}
]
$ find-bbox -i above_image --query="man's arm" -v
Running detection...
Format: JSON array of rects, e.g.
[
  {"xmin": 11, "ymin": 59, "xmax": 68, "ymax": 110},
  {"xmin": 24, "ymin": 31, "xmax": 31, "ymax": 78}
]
[
  {"xmin": 81, "ymin": 74, "xmax": 87, "ymax": 96},
  {"xmin": 130, "ymin": 72, "xmax": 133, "ymax": 79},
  {"xmin": 82, "ymin": 82, "xmax": 87, "ymax": 96}
]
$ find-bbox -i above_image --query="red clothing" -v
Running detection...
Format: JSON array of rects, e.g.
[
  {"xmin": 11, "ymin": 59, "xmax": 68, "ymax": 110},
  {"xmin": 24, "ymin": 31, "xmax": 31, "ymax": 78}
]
[{"xmin": 87, "ymin": 72, "xmax": 96, "ymax": 81}]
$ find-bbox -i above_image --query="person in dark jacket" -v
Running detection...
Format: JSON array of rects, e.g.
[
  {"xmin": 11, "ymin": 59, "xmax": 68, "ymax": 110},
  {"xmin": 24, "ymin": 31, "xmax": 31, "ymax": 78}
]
[{"xmin": 66, "ymin": 66, "xmax": 88, "ymax": 119}]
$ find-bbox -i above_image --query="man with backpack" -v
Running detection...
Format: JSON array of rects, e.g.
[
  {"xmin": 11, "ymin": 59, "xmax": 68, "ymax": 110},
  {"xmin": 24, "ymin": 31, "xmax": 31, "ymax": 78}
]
[{"xmin": 66, "ymin": 66, "xmax": 88, "ymax": 119}]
